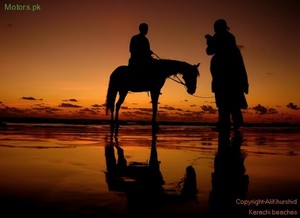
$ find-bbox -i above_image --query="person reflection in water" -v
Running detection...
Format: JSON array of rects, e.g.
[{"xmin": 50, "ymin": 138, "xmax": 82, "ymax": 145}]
[
  {"xmin": 209, "ymin": 131, "xmax": 249, "ymax": 217},
  {"xmin": 104, "ymin": 135, "xmax": 198, "ymax": 215},
  {"xmin": 205, "ymin": 19, "xmax": 249, "ymax": 133},
  {"xmin": 180, "ymin": 165, "xmax": 198, "ymax": 201}
]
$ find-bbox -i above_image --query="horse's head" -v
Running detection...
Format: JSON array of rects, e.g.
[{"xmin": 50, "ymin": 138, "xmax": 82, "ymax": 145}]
[{"xmin": 182, "ymin": 63, "xmax": 200, "ymax": 95}]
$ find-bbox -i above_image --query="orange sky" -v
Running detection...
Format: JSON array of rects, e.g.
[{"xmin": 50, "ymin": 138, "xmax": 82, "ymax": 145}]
[{"xmin": 0, "ymin": 0, "xmax": 299, "ymax": 123}]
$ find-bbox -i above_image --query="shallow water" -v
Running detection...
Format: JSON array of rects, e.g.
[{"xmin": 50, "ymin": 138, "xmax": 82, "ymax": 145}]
[{"xmin": 0, "ymin": 124, "xmax": 299, "ymax": 217}]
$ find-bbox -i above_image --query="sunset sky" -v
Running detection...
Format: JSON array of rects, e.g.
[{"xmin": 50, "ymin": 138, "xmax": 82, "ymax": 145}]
[{"xmin": 1, "ymin": 0, "xmax": 299, "ymax": 123}]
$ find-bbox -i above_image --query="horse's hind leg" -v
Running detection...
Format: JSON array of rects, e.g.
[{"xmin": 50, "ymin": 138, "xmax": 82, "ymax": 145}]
[{"xmin": 115, "ymin": 91, "xmax": 128, "ymax": 135}]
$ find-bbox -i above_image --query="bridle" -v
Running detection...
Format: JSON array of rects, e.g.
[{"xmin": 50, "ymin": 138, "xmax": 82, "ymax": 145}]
[
  {"xmin": 168, "ymin": 74, "xmax": 214, "ymax": 99},
  {"xmin": 153, "ymin": 52, "xmax": 214, "ymax": 99},
  {"xmin": 168, "ymin": 75, "xmax": 187, "ymax": 87}
]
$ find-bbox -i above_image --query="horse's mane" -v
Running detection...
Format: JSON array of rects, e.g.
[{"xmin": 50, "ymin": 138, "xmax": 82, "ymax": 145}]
[
  {"xmin": 157, "ymin": 58, "xmax": 189, "ymax": 68},
  {"xmin": 157, "ymin": 59, "xmax": 199, "ymax": 77}
]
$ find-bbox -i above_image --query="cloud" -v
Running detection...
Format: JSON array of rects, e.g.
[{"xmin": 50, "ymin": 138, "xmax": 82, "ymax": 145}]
[
  {"xmin": 21, "ymin": 96, "xmax": 43, "ymax": 101},
  {"xmin": 136, "ymin": 108, "xmax": 153, "ymax": 113},
  {"xmin": 200, "ymin": 105, "xmax": 217, "ymax": 114},
  {"xmin": 58, "ymin": 103, "xmax": 82, "ymax": 108},
  {"xmin": 63, "ymin": 98, "xmax": 78, "ymax": 102},
  {"xmin": 160, "ymin": 105, "xmax": 184, "ymax": 112},
  {"xmin": 0, "ymin": 106, "xmax": 30, "ymax": 116},
  {"xmin": 32, "ymin": 105, "xmax": 62, "ymax": 114},
  {"xmin": 252, "ymin": 104, "xmax": 278, "ymax": 115},
  {"xmin": 160, "ymin": 106, "xmax": 176, "ymax": 111},
  {"xmin": 252, "ymin": 104, "xmax": 267, "ymax": 115},
  {"xmin": 268, "ymin": 108, "xmax": 278, "ymax": 114},
  {"xmin": 78, "ymin": 108, "xmax": 98, "ymax": 115},
  {"xmin": 127, "ymin": 108, "xmax": 152, "ymax": 117},
  {"xmin": 92, "ymin": 104, "xmax": 105, "ymax": 108},
  {"xmin": 286, "ymin": 102, "xmax": 300, "ymax": 110}
]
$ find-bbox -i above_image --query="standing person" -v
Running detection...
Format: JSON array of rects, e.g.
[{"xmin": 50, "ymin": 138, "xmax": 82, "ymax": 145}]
[
  {"xmin": 205, "ymin": 19, "xmax": 249, "ymax": 133},
  {"xmin": 128, "ymin": 23, "xmax": 154, "ymax": 73}
]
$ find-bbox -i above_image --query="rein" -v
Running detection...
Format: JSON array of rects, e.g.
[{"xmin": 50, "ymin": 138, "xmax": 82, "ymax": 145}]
[
  {"xmin": 168, "ymin": 75, "xmax": 186, "ymax": 86},
  {"xmin": 191, "ymin": 94, "xmax": 214, "ymax": 99},
  {"xmin": 168, "ymin": 75, "xmax": 214, "ymax": 99}
]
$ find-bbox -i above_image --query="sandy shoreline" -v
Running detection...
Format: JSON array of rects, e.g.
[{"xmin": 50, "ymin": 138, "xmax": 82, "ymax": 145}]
[{"xmin": 0, "ymin": 124, "xmax": 299, "ymax": 217}]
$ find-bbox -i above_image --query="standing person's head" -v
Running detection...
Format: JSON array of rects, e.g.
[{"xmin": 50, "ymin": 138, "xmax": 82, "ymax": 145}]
[
  {"xmin": 139, "ymin": 23, "xmax": 148, "ymax": 35},
  {"xmin": 214, "ymin": 19, "xmax": 230, "ymax": 33}
]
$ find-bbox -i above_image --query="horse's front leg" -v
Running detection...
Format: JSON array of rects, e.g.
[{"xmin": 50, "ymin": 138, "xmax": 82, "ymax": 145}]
[
  {"xmin": 115, "ymin": 91, "xmax": 128, "ymax": 135},
  {"xmin": 110, "ymin": 107, "xmax": 115, "ymax": 138},
  {"xmin": 150, "ymin": 90, "xmax": 160, "ymax": 132}
]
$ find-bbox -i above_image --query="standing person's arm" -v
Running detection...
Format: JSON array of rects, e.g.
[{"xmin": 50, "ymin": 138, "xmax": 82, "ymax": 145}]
[{"xmin": 205, "ymin": 34, "xmax": 215, "ymax": 55}]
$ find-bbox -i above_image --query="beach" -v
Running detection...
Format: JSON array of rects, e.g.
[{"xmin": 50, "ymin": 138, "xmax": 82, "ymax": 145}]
[{"xmin": 0, "ymin": 123, "xmax": 299, "ymax": 217}]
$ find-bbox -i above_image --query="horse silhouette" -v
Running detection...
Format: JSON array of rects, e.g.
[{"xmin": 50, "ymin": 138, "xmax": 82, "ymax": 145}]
[{"xmin": 105, "ymin": 59, "xmax": 200, "ymax": 135}]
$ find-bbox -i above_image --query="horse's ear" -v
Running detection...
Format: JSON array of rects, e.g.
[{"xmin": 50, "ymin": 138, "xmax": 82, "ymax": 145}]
[{"xmin": 195, "ymin": 63, "xmax": 200, "ymax": 68}]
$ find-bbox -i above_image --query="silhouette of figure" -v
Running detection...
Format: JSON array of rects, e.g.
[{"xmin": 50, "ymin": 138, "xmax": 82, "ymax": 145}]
[
  {"xmin": 209, "ymin": 131, "xmax": 249, "ymax": 217},
  {"xmin": 104, "ymin": 136, "xmax": 164, "ymax": 215},
  {"xmin": 104, "ymin": 134, "xmax": 198, "ymax": 216},
  {"xmin": 128, "ymin": 23, "xmax": 155, "ymax": 74},
  {"xmin": 205, "ymin": 19, "xmax": 249, "ymax": 133},
  {"xmin": 180, "ymin": 165, "xmax": 198, "ymax": 200}
]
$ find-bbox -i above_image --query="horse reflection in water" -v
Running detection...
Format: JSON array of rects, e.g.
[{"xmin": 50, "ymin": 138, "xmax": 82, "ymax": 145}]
[
  {"xmin": 209, "ymin": 131, "xmax": 249, "ymax": 217},
  {"xmin": 104, "ymin": 134, "xmax": 198, "ymax": 215},
  {"xmin": 105, "ymin": 135, "xmax": 164, "ymax": 209}
]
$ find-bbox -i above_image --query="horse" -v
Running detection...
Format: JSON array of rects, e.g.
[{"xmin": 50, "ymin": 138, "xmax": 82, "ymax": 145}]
[{"xmin": 105, "ymin": 59, "xmax": 200, "ymax": 135}]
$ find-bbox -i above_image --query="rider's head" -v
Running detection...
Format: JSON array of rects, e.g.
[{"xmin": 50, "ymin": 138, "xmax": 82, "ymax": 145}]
[
  {"xmin": 214, "ymin": 19, "xmax": 229, "ymax": 33},
  {"xmin": 139, "ymin": 23, "xmax": 148, "ymax": 35}
]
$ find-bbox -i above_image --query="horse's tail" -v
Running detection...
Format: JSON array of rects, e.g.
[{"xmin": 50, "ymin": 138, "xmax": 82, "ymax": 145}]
[
  {"xmin": 105, "ymin": 81, "xmax": 117, "ymax": 115},
  {"xmin": 105, "ymin": 70, "xmax": 119, "ymax": 115}
]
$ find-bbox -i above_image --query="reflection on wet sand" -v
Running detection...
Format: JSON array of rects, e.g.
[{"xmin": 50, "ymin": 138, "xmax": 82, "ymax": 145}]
[
  {"xmin": 104, "ymin": 134, "xmax": 198, "ymax": 215},
  {"xmin": 0, "ymin": 124, "xmax": 299, "ymax": 217},
  {"xmin": 209, "ymin": 131, "xmax": 249, "ymax": 217}
]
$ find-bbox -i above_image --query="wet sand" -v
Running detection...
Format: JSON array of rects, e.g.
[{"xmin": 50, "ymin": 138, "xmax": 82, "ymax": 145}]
[{"xmin": 0, "ymin": 124, "xmax": 299, "ymax": 217}]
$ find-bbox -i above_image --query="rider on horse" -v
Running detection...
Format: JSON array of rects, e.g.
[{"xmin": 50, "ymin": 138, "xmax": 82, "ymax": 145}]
[{"xmin": 128, "ymin": 23, "xmax": 156, "ymax": 76}]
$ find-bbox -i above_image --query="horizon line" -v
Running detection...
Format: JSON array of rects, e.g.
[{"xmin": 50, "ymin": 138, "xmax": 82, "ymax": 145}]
[{"xmin": 1, "ymin": 117, "xmax": 300, "ymax": 127}]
